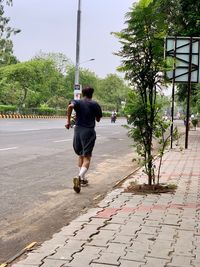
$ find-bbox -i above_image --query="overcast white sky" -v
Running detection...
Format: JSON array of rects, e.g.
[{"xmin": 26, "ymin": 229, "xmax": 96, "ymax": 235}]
[{"xmin": 6, "ymin": 0, "xmax": 135, "ymax": 78}]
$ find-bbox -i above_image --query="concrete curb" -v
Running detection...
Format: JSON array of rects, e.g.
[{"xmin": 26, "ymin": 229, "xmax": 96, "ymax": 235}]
[{"xmin": 0, "ymin": 114, "xmax": 65, "ymax": 119}]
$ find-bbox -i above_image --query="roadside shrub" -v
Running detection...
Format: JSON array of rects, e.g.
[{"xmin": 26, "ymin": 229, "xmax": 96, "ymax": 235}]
[
  {"xmin": 191, "ymin": 119, "xmax": 198, "ymax": 129},
  {"xmin": 0, "ymin": 105, "xmax": 66, "ymax": 116},
  {"xmin": 0, "ymin": 105, "xmax": 17, "ymax": 114},
  {"xmin": 103, "ymin": 111, "xmax": 112, "ymax": 117}
]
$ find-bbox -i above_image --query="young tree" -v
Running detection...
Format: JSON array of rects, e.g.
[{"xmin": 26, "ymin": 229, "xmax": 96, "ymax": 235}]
[
  {"xmin": 0, "ymin": 0, "xmax": 20, "ymax": 66},
  {"xmin": 115, "ymin": 0, "xmax": 168, "ymax": 185}
]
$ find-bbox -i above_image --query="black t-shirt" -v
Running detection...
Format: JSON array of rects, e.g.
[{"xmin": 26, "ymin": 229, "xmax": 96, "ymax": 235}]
[{"xmin": 72, "ymin": 98, "xmax": 102, "ymax": 128}]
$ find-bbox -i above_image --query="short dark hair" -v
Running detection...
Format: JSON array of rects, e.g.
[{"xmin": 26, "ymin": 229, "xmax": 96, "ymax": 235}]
[{"xmin": 82, "ymin": 87, "xmax": 94, "ymax": 98}]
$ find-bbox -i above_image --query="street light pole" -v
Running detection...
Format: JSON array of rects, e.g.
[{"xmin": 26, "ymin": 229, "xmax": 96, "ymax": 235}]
[{"xmin": 74, "ymin": 0, "xmax": 81, "ymax": 99}]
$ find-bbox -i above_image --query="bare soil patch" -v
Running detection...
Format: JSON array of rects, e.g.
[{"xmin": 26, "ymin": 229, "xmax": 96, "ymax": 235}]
[{"xmin": 124, "ymin": 182, "xmax": 177, "ymax": 194}]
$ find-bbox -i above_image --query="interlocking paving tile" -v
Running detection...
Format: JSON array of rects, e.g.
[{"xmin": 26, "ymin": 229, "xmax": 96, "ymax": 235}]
[
  {"xmin": 166, "ymin": 255, "xmax": 195, "ymax": 267},
  {"xmin": 121, "ymin": 250, "xmax": 146, "ymax": 263},
  {"xmin": 67, "ymin": 246, "xmax": 102, "ymax": 267},
  {"xmin": 148, "ymin": 248, "xmax": 172, "ymax": 260},
  {"xmin": 128, "ymin": 240, "xmax": 152, "ymax": 252},
  {"xmin": 93, "ymin": 252, "xmax": 121, "ymax": 266},
  {"xmin": 119, "ymin": 259, "xmax": 143, "ymax": 267},
  {"xmin": 72, "ymin": 208, "xmax": 103, "ymax": 222},
  {"xmin": 143, "ymin": 257, "xmax": 170, "ymax": 267},
  {"xmin": 40, "ymin": 258, "xmax": 67, "ymax": 267},
  {"xmin": 111, "ymin": 234, "xmax": 133, "ymax": 244},
  {"xmin": 71, "ymin": 224, "xmax": 100, "ymax": 240},
  {"xmin": 11, "ymin": 252, "xmax": 49, "ymax": 266},
  {"xmin": 102, "ymin": 223, "xmax": 122, "ymax": 231},
  {"xmin": 90, "ymin": 264, "xmax": 119, "ymax": 267},
  {"xmin": 47, "ymin": 239, "xmax": 85, "ymax": 261},
  {"xmin": 11, "ymin": 129, "xmax": 200, "ymax": 267},
  {"xmin": 88, "ymin": 229, "xmax": 116, "ymax": 247},
  {"xmin": 102, "ymin": 242, "xmax": 127, "ymax": 254}
]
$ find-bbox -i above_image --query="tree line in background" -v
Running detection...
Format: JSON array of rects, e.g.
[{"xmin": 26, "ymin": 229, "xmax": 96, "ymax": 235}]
[
  {"xmin": 0, "ymin": 1, "xmax": 130, "ymax": 115},
  {"xmin": 0, "ymin": 52, "xmax": 130, "ymax": 114}
]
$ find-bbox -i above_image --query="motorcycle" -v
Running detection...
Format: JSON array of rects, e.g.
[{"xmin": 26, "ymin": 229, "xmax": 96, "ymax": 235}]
[{"xmin": 111, "ymin": 114, "xmax": 117, "ymax": 123}]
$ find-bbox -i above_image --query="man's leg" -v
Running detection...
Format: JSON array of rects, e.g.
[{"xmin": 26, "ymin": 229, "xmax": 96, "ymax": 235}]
[
  {"xmin": 79, "ymin": 155, "xmax": 91, "ymax": 184},
  {"xmin": 82, "ymin": 155, "xmax": 91, "ymax": 169},
  {"xmin": 78, "ymin": 156, "xmax": 84, "ymax": 169}
]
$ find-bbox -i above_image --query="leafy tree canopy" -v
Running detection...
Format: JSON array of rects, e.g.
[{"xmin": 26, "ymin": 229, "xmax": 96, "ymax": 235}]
[
  {"xmin": 34, "ymin": 51, "xmax": 72, "ymax": 74},
  {"xmin": 0, "ymin": 59, "xmax": 66, "ymax": 108},
  {"xmin": 97, "ymin": 74, "xmax": 129, "ymax": 111},
  {"xmin": 0, "ymin": 0, "xmax": 20, "ymax": 66}
]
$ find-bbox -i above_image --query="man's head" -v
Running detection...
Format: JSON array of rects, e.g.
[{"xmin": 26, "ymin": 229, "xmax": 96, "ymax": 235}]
[{"xmin": 82, "ymin": 87, "xmax": 94, "ymax": 99}]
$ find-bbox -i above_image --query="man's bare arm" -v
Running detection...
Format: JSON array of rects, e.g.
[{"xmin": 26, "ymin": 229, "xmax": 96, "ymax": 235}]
[{"xmin": 65, "ymin": 104, "xmax": 74, "ymax": 129}]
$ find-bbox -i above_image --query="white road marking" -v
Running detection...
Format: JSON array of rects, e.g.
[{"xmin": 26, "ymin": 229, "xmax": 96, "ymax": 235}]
[
  {"xmin": 53, "ymin": 139, "xmax": 72, "ymax": 143},
  {"xmin": 0, "ymin": 146, "xmax": 18, "ymax": 151},
  {"xmin": 24, "ymin": 128, "xmax": 41, "ymax": 131}
]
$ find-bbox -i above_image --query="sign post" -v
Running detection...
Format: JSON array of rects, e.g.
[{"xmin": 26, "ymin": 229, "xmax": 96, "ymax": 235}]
[
  {"xmin": 74, "ymin": 0, "xmax": 81, "ymax": 100},
  {"xmin": 74, "ymin": 84, "xmax": 82, "ymax": 100},
  {"xmin": 165, "ymin": 36, "xmax": 200, "ymax": 149}
]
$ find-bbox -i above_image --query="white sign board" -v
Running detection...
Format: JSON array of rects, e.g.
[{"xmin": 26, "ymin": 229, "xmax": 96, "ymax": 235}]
[
  {"xmin": 74, "ymin": 84, "xmax": 82, "ymax": 100},
  {"xmin": 165, "ymin": 37, "xmax": 200, "ymax": 83}
]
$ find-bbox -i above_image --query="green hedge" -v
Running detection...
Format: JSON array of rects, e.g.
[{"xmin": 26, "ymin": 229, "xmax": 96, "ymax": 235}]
[
  {"xmin": 0, "ymin": 105, "xmax": 17, "ymax": 113},
  {"xmin": 0, "ymin": 105, "xmax": 66, "ymax": 116},
  {"xmin": 103, "ymin": 111, "xmax": 112, "ymax": 117},
  {"xmin": 0, "ymin": 105, "xmax": 125, "ymax": 117},
  {"xmin": 22, "ymin": 107, "xmax": 66, "ymax": 116}
]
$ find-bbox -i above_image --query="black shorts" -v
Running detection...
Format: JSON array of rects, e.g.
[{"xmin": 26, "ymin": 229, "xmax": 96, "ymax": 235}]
[{"xmin": 73, "ymin": 126, "xmax": 96, "ymax": 156}]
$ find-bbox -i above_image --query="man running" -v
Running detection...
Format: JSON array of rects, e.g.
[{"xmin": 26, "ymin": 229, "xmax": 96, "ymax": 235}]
[{"xmin": 65, "ymin": 86, "xmax": 102, "ymax": 193}]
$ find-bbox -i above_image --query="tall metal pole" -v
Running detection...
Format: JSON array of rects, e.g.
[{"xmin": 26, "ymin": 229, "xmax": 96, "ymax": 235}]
[
  {"xmin": 185, "ymin": 37, "xmax": 193, "ymax": 149},
  {"xmin": 74, "ymin": 0, "xmax": 81, "ymax": 99},
  {"xmin": 170, "ymin": 37, "xmax": 177, "ymax": 149},
  {"xmin": 170, "ymin": 80, "xmax": 175, "ymax": 149}
]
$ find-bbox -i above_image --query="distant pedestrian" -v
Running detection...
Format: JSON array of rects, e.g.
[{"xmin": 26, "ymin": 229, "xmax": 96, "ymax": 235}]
[
  {"xmin": 65, "ymin": 87, "xmax": 102, "ymax": 193},
  {"xmin": 184, "ymin": 117, "xmax": 186, "ymax": 126}
]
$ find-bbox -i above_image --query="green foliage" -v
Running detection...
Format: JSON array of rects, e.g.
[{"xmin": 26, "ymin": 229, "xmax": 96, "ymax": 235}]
[
  {"xmin": 196, "ymin": 85, "xmax": 200, "ymax": 114},
  {"xmin": 0, "ymin": 0, "xmax": 20, "ymax": 67},
  {"xmin": 115, "ymin": 0, "xmax": 170, "ymax": 185},
  {"xmin": 0, "ymin": 59, "xmax": 67, "ymax": 107},
  {"xmin": 0, "ymin": 56, "xmax": 130, "ymax": 113},
  {"xmin": 0, "ymin": 104, "xmax": 16, "ymax": 113},
  {"xmin": 166, "ymin": 0, "xmax": 200, "ymax": 36},
  {"xmin": 97, "ymin": 74, "xmax": 129, "ymax": 112},
  {"xmin": 34, "ymin": 51, "xmax": 72, "ymax": 74},
  {"xmin": 191, "ymin": 119, "xmax": 198, "ymax": 128},
  {"xmin": 64, "ymin": 66, "xmax": 99, "ymax": 101},
  {"xmin": 125, "ymin": 91, "xmax": 171, "ymax": 184},
  {"xmin": 64, "ymin": 66, "xmax": 130, "ymax": 111},
  {"xmin": 102, "ymin": 111, "xmax": 112, "ymax": 117},
  {"xmin": 0, "ymin": 104, "xmax": 66, "ymax": 116}
]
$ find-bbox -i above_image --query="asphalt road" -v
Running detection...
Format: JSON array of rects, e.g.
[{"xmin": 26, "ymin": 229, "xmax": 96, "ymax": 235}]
[{"xmin": 0, "ymin": 118, "xmax": 137, "ymax": 262}]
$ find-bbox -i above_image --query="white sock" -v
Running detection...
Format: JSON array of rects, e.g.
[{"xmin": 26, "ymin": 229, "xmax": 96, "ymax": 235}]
[{"xmin": 79, "ymin": 167, "xmax": 88, "ymax": 180}]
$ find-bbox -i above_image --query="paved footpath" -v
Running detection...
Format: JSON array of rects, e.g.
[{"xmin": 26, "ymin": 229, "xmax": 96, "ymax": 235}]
[{"xmin": 11, "ymin": 129, "xmax": 200, "ymax": 267}]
